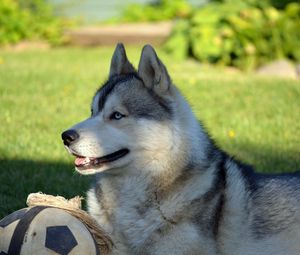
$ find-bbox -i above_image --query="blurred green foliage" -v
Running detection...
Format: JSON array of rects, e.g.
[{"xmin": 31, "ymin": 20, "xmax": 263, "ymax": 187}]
[
  {"xmin": 120, "ymin": 0, "xmax": 192, "ymax": 22},
  {"xmin": 164, "ymin": 1, "xmax": 300, "ymax": 70},
  {"xmin": 0, "ymin": 0, "xmax": 68, "ymax": 45},
  {"xmin": 212, "ymin": 0, "xmax": 297, "ymax": 10},
  {"xmin": 120, "ymin": 0, "xmax": 300, "ymax": 70}
]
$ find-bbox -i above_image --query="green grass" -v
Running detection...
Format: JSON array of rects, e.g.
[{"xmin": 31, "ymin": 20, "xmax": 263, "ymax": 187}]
[{"xmin": 0, "ymin": 46, "xmax": 300, "ymax": 218}]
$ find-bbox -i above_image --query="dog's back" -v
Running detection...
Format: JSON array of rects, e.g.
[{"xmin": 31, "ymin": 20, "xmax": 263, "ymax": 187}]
[{"xmin": 216, "ymin": 162, "xmax": 300, "ymax": 255}]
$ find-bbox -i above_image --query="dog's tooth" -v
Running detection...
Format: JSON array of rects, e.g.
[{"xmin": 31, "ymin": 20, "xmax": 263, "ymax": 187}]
[{"xmin": 75, "ymin": 157, "xmax": 86, "ymax": 166}]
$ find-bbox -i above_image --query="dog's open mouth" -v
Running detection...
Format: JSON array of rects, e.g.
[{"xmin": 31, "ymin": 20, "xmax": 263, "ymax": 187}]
[{"xmin": 73, "ymin": 149, "xmax": 129, "ymax": 170}]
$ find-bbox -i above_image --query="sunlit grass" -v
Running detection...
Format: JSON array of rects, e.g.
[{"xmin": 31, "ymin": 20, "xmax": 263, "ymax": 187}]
[{"xmin": 0, "ymin": 46, "xmax": 300, "ymax": 217}]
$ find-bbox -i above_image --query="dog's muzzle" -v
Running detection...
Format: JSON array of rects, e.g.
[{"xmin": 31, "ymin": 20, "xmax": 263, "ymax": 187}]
[{"xmin": 61, "ymin": 129, "xmax": 79, "ymax": 146}]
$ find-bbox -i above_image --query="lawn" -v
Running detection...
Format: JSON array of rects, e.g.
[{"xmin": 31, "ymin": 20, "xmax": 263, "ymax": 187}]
[{"xmin": 0, "ymin": 46, "xmax": 300, "ymax": 218}]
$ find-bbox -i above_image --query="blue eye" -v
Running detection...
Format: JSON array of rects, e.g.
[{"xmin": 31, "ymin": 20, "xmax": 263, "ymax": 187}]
[{"xmin": 110, "ymin": 111, "xmax": 125, "ymax": 120}]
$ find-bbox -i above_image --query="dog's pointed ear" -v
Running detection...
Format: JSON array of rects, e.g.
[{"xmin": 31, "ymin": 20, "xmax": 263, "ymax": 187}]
[
  {"xmin": 138, "ymin": 45, "xmax": 171, "ymax": 95},
  {"xmin": 109, "ymin": 43, "xmax": 135, "ymax": 77}
]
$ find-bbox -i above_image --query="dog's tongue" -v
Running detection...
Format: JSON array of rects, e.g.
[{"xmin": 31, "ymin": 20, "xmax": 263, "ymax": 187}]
[{"xmin": 75, "ymin": 157, "xmax": 90, "ymax": 166}]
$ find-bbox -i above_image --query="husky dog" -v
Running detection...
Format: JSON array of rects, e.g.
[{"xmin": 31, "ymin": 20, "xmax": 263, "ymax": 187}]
[{"xmin": 62, "ymin": 44, "xmax": 300, "ymax": 255}]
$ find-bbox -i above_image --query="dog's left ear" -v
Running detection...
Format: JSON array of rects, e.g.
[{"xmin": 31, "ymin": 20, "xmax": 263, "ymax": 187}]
[
  {"xmin": 138, "ymin": 45, "xmax": 171, "ymax": 95},
  {"xmin": 109, "ymin": 43, "xmax": 135, "ymax": 78}
]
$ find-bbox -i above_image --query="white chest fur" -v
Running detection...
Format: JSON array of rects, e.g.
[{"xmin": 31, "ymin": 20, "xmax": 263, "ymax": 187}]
[{"xmin": 87, "ymin": 170, "xmax": 218, "ymax": 254}]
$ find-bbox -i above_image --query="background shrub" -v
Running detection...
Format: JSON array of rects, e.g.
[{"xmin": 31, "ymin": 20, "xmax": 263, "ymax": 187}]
[
  {"xmin": 120, "ymin": 0, "xmax": 192, "ymax": 22},
  {"xmin": 0, "ymin": 0, "xmax": 67, "ymax": 46},
  {"xmin": 165, "ymin": 0, "xmax": 300, "ymax": 70}
]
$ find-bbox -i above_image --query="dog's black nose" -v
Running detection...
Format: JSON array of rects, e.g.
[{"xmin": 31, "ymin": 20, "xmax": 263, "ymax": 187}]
[{"xmin": 61, "ymin": 129, "xmax": 79, "ymax": 146}]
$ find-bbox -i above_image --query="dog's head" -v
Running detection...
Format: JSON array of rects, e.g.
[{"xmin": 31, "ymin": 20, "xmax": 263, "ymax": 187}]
[{"xmin": 62, "ymin": 44, "xmax": 187, "ymax": 175}]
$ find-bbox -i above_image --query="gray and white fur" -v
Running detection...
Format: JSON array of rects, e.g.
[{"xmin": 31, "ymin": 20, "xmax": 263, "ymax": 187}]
[{"xmin": 62, "ymin": 44, "xmax": 300, "ymax": 255}]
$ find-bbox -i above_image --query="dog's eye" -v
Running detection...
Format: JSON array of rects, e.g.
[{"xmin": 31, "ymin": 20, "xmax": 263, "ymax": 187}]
[{"xmin": 110, "ymin": 111, "xmax": 125, "ymax": 120}]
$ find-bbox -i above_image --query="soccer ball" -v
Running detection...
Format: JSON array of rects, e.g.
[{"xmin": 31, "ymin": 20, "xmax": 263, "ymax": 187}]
[{"xmin": 0, "ymin": 206, "xmax": 103, "ymax": 254}]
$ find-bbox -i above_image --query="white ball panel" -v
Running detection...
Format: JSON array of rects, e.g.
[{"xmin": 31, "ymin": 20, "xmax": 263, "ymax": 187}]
[
  {"xmin": 20, "ymin": 207, "xmax": 98, "ymax": 255},
  {"xmin": 0, "ymin": 221, "xmax": 19, "ymax": 254}
]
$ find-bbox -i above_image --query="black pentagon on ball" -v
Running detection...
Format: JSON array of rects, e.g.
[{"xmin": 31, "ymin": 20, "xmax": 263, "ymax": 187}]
[{"xmin": 45, "ymin": 225, "xmax": 78, "ymax": 254}]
